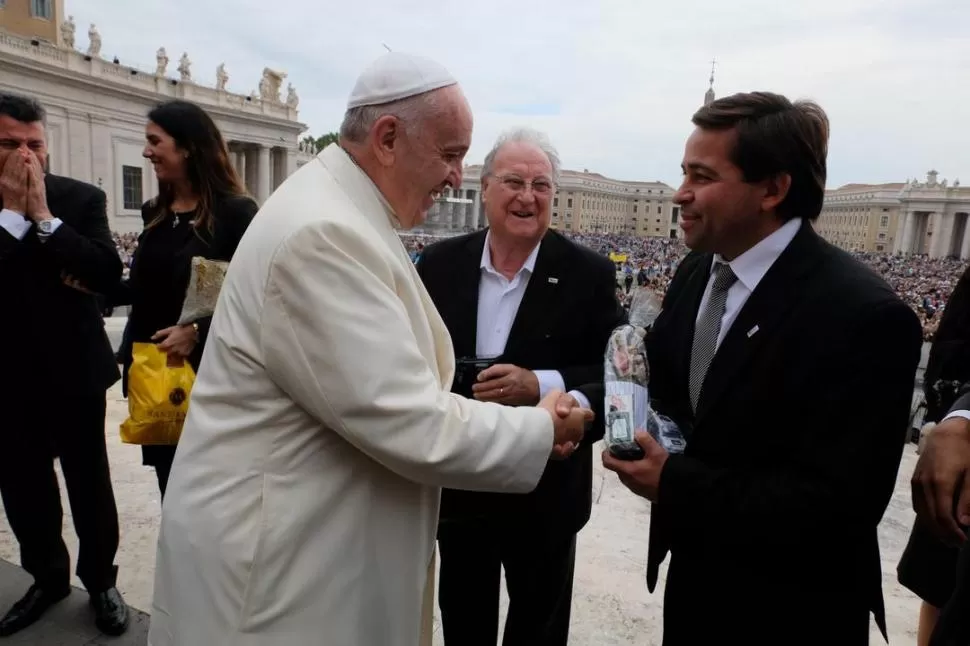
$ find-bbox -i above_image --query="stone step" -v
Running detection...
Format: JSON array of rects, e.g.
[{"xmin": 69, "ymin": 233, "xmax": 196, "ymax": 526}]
[{"xmin": 0, "ymin": 559, "xmax": 149, "ymax": 644}]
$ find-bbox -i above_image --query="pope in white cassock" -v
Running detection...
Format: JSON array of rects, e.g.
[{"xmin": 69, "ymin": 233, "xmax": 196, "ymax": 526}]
[{"xmin": 146, "ymin": 52, "xmax": 592, "ymax": 646}]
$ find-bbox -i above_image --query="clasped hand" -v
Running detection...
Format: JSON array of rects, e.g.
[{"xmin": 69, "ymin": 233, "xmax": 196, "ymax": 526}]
[
  {"xmin": 912, "ymin": 416, "xmax": 970, "ymax": 545},
  {"xmin": 152, "ymin": 325, "xmax": 198, "ymax": 362},
  {"xmin": 537, "ymin": 390, "xmax": 593, "ymax": 460},
  {"xmin": 473, "ymin": 363, "xmax": 540, "ymax": 406},
  {"xmin": 0, "ymin": 149, "xmax": 52, "ymax": 221}
]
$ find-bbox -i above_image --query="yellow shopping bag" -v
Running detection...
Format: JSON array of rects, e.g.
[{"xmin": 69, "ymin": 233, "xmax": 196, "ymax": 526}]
[{"xmin": 120, "ymin": 342, "xmax": 196, "ymax": 445}]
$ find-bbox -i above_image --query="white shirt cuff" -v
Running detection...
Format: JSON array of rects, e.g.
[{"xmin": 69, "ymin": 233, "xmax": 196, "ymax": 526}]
[
  {"xmin": 943, "ymin": 409, "xmax": 970, "ymax": 423},
  {"xmin": 0, "ymin": 209, "xmax": 30, "ymax": 240},
  {"xmin": 568, "ymin": 389, "xmax": 591, "ymax": 410},
  {"xmin": 534, "ymin": 370, "xmax": 566, "ymax": 399}
]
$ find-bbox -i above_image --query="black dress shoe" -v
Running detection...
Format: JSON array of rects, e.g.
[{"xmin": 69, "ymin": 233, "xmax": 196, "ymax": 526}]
[
  {"xmin": 0, "ymin": 584, "xmax": 71, "ymax": 636},
  {"xmin": 90, "ymin": 587, "xmax": 129, "ymax": 636}
]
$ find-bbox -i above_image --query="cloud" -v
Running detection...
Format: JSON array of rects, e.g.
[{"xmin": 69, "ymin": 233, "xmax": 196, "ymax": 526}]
[
  {"xmin": 490, "ymin": 103, "xmax": 562, "ymax": 116},
  {"xmin": 66, "ymin": 0, "xmax": 969, "ymax": 188}
]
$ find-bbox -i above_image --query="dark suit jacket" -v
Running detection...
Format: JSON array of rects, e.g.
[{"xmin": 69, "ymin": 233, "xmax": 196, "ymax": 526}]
[
  {"xmin": 417, "ymin": 228, "xmax": 626, "ymax": 535},
  {"xmin": 1, "ymin": 174, "xmax": 122, "ymax": 399},
  {"xmin": 645, "ymin": 223, "xmax": 922, "ymax": 644},
  {"xmin": 930, "ymin": 384, "xmax": 970, "ymax": 646}
]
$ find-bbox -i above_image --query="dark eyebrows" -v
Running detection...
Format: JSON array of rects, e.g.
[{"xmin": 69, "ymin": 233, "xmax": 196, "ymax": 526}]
[{"xmin": 683, "ymin": 162, "xmax": 719, "ymax": 177}]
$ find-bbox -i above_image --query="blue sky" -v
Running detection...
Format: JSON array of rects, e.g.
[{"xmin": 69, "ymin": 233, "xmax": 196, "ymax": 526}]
[{"xmin": 67, "ymin": 0, "xmax": 969, "ymax": 189}]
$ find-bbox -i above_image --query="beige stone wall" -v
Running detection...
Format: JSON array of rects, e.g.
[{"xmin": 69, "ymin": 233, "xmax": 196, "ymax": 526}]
[{"xmin": 0, "ymin": 0, "xmax": 62, "ymax": 44}]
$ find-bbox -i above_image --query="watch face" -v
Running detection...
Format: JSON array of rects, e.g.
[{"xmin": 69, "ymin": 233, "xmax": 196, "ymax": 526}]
[{"xmin": 39, "ymin": 221, "xmax": 53, "ymax": 233}]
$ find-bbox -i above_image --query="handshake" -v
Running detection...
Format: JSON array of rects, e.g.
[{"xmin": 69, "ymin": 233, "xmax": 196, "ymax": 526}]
[{"xmin": 537, "ymin": 390, "xmax": 593, "ymax": 460}]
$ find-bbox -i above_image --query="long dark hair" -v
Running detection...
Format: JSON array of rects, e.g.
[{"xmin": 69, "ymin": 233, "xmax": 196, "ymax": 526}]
[
  {"xmin": 924, "ymin": 263, "xmax": 970, "ymax": 421},
  {"xmin": 146, "ymin": 100, "xmax": 248, "ymax": 232}
]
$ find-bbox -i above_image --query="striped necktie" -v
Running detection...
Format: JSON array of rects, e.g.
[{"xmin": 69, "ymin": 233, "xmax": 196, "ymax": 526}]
[{"xmin": 688, "ymin": 262, "xmax": 737, "ymax": 412}]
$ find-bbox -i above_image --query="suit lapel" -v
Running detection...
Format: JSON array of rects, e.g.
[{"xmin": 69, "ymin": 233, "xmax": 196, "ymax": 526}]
[
  {"xmin": 450, "ymin": 232, "xmax": 486, "ymax": 358},
  {"xmin": 676, "ymin": 255, "xmax": 715, "ymax": 374},
  {"xmin": 694, "ymin": 225, "xmax": 825, "ymax": 423},
  {"xmin": 503, "ymin": 231, "xmax": 565, "ymax": 358}
]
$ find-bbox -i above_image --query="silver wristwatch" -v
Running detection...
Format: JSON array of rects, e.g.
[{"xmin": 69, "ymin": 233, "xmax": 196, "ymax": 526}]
[{"xmin": 36, "ymin": 219, "xmax": 55, "ymax": 236}]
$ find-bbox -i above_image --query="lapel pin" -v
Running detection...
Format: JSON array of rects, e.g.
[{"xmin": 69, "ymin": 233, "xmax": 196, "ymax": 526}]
[
  {"xmin": 747, "ymin": 325, "xmax": 760, "ymax": 338},
  {"xmin": 548, "ymin": 277, "xmax": 559, "ymax": 284}
]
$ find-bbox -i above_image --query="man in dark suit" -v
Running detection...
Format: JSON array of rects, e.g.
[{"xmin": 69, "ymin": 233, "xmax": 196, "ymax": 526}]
[
  {"xmin": 417, "ymin": 128, "xmax": 625, "ymax": 646},
  {"xmin": 0, "ymin": 93, "xmax": 129, "ymax": 636},
  {"xmin": 602, "ymin": 92, "xmax": 922, "ymax": 645},
  {"xmin": 913, "ymin": 383, "xmax": 970, "ymax": 646}
]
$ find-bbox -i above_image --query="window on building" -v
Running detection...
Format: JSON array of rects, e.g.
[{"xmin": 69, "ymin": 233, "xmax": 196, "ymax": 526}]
[
  {"xmin": 880, "ymin": 215, "xmax": 889, "ymax": 227},
  {"xmin": 31, "ymin": 0, "xmax": 52, "ymax": 19},
  {"xmin": 553, "ymin": 197, "xmax": 558, "ymax": 207},
  {"xmin": 567, "ymin": 198, "xmax": 573, "ymax": 208},
  {"xmin": 122, "ymin": 165, "xmax": 143, "ymax": 210},
  {"xmin": 656, "ymin": 206, "xmax": 661, "ymax": 214}
]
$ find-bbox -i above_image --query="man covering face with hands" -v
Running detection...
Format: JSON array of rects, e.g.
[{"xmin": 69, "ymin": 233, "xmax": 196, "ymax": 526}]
[{"xmin": 0, "ymin": 93, "xmax": 127, "ymax": 638}]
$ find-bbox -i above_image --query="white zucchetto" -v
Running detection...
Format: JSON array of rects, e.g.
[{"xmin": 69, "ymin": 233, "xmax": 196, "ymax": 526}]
[{"xmin": 346, "ymin": 52, "xmax": 457, "ymax": 109}]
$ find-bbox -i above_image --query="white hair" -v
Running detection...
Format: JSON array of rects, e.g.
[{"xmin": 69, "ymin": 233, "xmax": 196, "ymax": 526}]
[
  {"xmin": 338, "ymin": 91, "xmax": 440, "ymax": 143},
  {"xmin": 481, "ymin": 127, "xmax": 561, "ymax": 184}
]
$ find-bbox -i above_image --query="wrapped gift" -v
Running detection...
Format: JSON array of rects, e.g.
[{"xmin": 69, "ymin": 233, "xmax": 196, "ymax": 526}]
[
  {"xmin": 604, "ymin": 287, "xmax": 686, "ymax": 459},
  {"xmin": 178, "ymin": 256, "xmax": 229, "ymax": 325}
]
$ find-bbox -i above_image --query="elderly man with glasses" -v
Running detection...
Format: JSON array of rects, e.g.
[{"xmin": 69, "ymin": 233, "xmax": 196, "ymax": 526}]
[{"xmin": 417, "ymin": 128, "xmax": 626, "ymax": 646}]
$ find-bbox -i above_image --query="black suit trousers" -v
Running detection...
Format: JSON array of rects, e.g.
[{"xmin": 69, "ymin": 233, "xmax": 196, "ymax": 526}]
[
  {"xmin": 437, "ymin": 518, "xmax": 576, "ymax": 646},
  {"xmin": 0, "ymin": 390, "xmax": 119, "ymax": 593}
]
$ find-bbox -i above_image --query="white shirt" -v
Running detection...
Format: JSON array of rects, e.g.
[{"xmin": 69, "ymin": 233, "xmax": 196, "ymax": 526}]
[
  {"xmin": 0, "ymin": 208, "xmax": 62, "ymax": 240},
  {"xmin": 696, "ymin": 217, "xmax": 803, "ymax": 349},
  {"xmin": 477, "ymin": 231, "xmax": 590, "ymax": 408}
]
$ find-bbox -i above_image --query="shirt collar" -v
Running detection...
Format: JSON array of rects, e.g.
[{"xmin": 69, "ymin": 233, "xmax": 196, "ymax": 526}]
[
  {"xmin": 714, "ymin": 217, "xmax": 802, "ymax": 292},
  {"xmin": 330, "ymin": 144, "xmax": 400, "ymax": 228},
  {"xmin": 480, "ymin": 229, "xmax": 541, "ymax": 278}
]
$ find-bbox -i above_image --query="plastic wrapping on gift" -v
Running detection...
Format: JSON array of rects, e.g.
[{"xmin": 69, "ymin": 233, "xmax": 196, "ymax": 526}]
[
  {"xmin": 178, "ymin": 256, "xmax": 230, "ymax": 325},
  {"xmin": 604, "ymin": 287, "xmax": 687, "ymax": 455}
]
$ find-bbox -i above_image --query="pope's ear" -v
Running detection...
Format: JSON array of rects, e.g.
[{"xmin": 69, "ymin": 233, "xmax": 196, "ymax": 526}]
[{"xmin": 371, "ymin": 114, "xmax": 402, "ymax": 165}]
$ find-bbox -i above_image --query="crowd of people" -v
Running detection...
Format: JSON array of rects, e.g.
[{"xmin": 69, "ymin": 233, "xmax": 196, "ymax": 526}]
[
  {"xmin": 111, "ymin": 231, "xmax": 137, "ymax": 279},
  {"xmin": 116, "ymin": 228, "xmax": 964, "ymax": 341},
  {"xmin": 397, "ymin": 232, "xmax": 966, "ymax": 340}
]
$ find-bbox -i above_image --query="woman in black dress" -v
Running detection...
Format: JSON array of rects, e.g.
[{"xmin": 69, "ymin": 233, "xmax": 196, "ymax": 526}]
[
  {"xmin": 112, "ymin": 100, "xmax": 257, "ymax": 499},
  {"xmin": 898, "ymin": 262, "xmax": 970, "ymax": 646}
]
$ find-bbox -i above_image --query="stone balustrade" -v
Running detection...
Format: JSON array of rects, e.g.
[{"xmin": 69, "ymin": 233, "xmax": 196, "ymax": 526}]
[{"xmin": 0, "ymin": 29, "xmax": 299, "ymax": 123}]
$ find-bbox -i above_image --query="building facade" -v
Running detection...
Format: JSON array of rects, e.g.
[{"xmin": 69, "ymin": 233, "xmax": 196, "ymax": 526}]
[
  {"xmin": 1, "ymin": 0, "xmax": 311, "ymax": 233},
  {"xmin": 421, "ymin": 165, "xmax": 681, "ymax": 238},
  {"xmin": 817, "ymin": 171, "xmax": 970, "ymax": 258}
]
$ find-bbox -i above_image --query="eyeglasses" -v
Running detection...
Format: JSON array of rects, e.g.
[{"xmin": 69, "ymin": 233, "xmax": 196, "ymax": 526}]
[{"xmin": 494, "ymin": 175, "xmax": 555, "ymax": 195}]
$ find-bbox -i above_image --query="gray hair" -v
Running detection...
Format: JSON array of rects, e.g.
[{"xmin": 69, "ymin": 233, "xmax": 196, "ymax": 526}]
[
  {"xmin": 481, "ymin": 127, "xmax": 561, "ymax": 184},
  {"xmin": 339, "ymin": 91, "xmax": 440, "ymax": 143}
]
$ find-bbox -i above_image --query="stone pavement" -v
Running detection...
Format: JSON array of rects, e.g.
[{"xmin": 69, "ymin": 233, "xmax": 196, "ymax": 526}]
[{"xmin": 0, "ymin": 559, "xmax": 149, "ymax": 644}]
